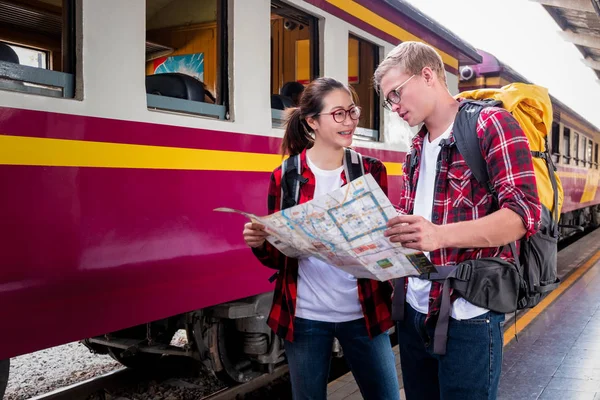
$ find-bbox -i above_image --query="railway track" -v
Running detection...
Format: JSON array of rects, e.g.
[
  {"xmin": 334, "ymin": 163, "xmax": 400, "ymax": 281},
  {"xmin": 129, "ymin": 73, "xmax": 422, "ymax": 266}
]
[
  {"xmin": 25, "ymin": 364, "xmax": 290, "ymax": 400},
  {"xmin": 28, "ymin": 368, "xmax": 133, "ymax": 400},
  {"xmin": 200, "ymin": 365, "xmax": 289, "ymax": 400}
]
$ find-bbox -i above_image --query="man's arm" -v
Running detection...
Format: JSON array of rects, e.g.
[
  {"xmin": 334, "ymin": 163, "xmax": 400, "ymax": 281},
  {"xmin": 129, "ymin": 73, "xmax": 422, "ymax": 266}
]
[
  {"xmin": 384, "ymin": 208, "xmax": 524, "ymax": 251},
  {"xmin": 385, "ymin": 108, "xmax": 541, "ymax": 251}
]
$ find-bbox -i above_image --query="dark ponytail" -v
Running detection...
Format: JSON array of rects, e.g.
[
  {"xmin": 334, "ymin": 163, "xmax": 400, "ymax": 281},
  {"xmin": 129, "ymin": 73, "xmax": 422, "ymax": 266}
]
[
  {"xmin": 280, "ymin": 77, "xmax": 353, "ymax": 156},
  {"xmin": 280, "ymin": 107, "xmax": 314, "ymax": 156}
]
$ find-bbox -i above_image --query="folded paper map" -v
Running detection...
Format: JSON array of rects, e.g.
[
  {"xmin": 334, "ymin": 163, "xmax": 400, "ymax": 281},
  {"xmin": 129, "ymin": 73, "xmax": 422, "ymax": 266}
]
[{"xmin": 215, "ymin": 174, "xmax": 436, "ymax": 281}]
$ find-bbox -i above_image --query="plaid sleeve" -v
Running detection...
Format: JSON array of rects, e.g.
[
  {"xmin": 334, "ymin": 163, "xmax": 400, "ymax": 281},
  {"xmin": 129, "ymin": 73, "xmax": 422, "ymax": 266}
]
[
  {"xmin": 365, "ymin": 157, "xmax": 388, "ymax": 196},
  {"xmin": 251, "ymin": 168, "xmax": 287, "ymax": 269},
  {"xmin": 478, "ymin": 108, "xmax": 542, "ymax": 237}
]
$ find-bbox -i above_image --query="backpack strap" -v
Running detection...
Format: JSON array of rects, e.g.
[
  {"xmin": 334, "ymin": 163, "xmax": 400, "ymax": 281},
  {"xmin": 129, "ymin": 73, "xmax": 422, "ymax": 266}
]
[
  {"xmin": 532, "ymin": 138, "xmax": 560, "ymax": 226},
  {"xmin": 407, "ymin": 148, "xmax": 418, "ymax": 191},
  {"xmin": 343, "ymin": 148, "xmax": 364, "ymax": 182},
  {"xmin": 280, "ymin": 154, "xmax": 306, "ymax": 210},
  {"xmin": 271, "ymin": 154, "xmax": 305, "ymax": 283},
  {"xmin": 453, "ymin": 99, "xmax": 502, "ymax": 197}
]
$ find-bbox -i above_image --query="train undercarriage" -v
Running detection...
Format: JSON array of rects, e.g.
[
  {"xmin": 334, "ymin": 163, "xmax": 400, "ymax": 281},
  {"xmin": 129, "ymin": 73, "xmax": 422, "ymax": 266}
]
[
  {"xmin": 81, "ymin": 292, "xmax": 286, "ymax": 383},
  {"xmin": 559, "ymin": 205, "xmax": 600, "ymax": 239}
]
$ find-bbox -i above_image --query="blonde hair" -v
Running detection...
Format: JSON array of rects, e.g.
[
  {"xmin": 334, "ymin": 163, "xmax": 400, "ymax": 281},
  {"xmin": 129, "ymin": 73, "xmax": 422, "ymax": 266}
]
[{"xmin": 373, "ymin": 41, "xmax": 447, "ymax": 91}]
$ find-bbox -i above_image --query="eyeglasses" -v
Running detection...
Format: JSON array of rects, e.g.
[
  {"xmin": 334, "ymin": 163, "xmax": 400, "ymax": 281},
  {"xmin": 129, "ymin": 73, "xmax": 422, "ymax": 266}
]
[
  {"xmin": 383, "ymin": 75, "xmax": 416, "ymax": 110},
  {"xmin": 314, "ymin": 106, "xmax": 361, "ymax": 123}
]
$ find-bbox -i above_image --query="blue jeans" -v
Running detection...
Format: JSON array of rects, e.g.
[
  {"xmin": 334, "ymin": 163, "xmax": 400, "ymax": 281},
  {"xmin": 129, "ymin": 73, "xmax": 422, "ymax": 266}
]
[
  {"xmin": 284, "ymin": 317, "xmax": 400, "ymax": 400},
  {"xmin": 397, "ymin": 304, "xmax": 504, "ymax": 400}
]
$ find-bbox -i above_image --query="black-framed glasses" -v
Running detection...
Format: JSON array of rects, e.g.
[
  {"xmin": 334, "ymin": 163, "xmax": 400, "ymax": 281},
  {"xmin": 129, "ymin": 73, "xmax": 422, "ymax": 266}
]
[
  {"xmin": 314, "ymin": 106, "xmax": 361, "ymax": 123},
  {"xmin": 383, "ymin": 75, "xmax": 416, "ymax": 110}
]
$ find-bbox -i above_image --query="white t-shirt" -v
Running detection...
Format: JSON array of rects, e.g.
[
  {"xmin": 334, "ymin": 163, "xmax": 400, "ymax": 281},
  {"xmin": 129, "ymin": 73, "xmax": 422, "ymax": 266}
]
[
  {"xmin": 295, "ymin": 155, "xmax": 364, "ymax": 322},
  {"xmin": 406, "ymin": 124, "xmax": 488, "ymax": 320}
]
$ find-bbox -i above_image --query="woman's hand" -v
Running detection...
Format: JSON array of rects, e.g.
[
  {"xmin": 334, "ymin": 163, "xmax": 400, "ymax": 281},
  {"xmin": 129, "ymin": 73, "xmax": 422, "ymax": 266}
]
[{"xmin": 243, "ymin": 222, "xmax": 269, "ymax": 248}]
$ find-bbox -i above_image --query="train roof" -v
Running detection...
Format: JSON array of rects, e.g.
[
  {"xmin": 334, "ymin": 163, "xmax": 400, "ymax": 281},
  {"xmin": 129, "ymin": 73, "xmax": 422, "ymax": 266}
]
[{"xmin": 383, "ymin": 0, "xmax": 482, "ymax": 64}]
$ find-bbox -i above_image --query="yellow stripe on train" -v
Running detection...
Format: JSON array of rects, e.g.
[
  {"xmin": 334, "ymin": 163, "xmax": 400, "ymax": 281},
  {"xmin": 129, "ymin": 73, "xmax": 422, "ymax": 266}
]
[
  {"xmin": 327, "ymin": 0, "xmax": 459, "ymax": 69},
  {"xmin": 557, "ymin": 170, "xmax": 600, "ymax": 203},
  {"xmin": 0, "ymin": 135, "xmax": 404, "ymax": 176}
]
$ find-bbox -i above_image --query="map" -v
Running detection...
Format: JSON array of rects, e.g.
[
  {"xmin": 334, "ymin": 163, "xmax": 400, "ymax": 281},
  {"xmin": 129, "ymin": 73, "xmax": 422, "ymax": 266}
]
[{"xmin": 215, "ymin": 174, "xmax": 436, "ymax": 281}]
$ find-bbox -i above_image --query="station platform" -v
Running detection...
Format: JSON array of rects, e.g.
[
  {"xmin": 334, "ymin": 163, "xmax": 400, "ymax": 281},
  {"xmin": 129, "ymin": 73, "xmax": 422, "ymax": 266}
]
[{"xmin": 327, "ymin": 228, "xmax": 600, "ymax": 400}]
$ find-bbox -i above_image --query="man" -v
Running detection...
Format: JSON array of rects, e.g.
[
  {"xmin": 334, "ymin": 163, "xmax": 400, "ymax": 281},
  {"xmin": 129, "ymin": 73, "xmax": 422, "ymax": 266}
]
[
  {"xmin": 280, "ymin": 81, "xmax": 305, "ymax": 106},
  {"xmin": 374, "ymin": 41, "xmax": 541, "ymax": 400}
]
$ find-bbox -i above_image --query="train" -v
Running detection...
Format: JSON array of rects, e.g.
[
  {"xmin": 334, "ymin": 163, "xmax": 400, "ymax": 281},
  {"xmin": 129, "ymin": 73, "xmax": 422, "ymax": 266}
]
[{"xmin": 0, "ymin": 0, "xmax": 598, "ymax": 396}]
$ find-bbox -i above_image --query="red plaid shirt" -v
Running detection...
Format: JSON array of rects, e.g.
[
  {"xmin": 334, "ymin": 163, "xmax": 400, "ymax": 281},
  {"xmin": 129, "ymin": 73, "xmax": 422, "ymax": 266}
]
[
  {"xmin": 398, "ymin": 107, "xmax": 541, "ymax": 320},
  {"xmin": 252, "ymin": 149, "xmax": 394, "ymax": 342}
]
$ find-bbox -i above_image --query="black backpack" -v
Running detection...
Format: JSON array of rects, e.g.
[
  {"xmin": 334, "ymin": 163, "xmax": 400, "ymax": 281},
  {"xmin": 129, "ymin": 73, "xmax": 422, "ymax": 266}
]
[
  {"xmin": 280, "ymin": 147, "xmax": 365, "ymax": 209},
  {"xmin": 397, "ymin": 100, "xmax": 561, "ymax": 355},
  {"xmin": 451, "ymin": 99, "xmax": 561, "ymax": 310}
]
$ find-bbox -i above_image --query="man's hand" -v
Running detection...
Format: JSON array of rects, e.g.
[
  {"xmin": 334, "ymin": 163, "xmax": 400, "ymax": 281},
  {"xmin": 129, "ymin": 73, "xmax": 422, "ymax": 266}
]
[
  {"xmin": 384, "ymin": 215, "xmax": 444, "ymax": 252},
  {"xmin": 243, "ymin": 222, "xmax": 269, "ymax": 248}
]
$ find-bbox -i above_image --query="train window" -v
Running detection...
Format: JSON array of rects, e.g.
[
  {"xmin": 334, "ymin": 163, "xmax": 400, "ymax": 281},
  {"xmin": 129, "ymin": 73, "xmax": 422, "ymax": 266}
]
[
  {"xmin": 0, "ymin": 0, "xmax": 76, "ymax": 98},
  {"xmin": 551, "ymin": 122, "xmax": 560, "ymax": 153},
  {"xmin": 270, "ymin": 1, "xmax": 319, "ymax": 127},
  {"xmin": 587, "ymin": 140, "xmax": 593, "ymax": 168},
  {"xmin": 145, "ymin": 0, "xmax": 228, "ymax": 120},
  {"xmin": 349, "ymin": 35, "xmax": 380, "ymax": 141},
  {"xmin": 550, "ymin": 121, "xmax": 560, "ymax": 164},
  {"xmin": 595, "ymin": 143, "xmax": 599, "ymax": 169},
  {"xmin": 581, "ymin": 136, "xmax": 587, "ymax": 166},
  {"xmin": 574, "ymin": 132, "xmax": 579, "ymax": 166},
  {"xmin": 563, "ymin": 127, "xmax": 571, "ymax": 163}
]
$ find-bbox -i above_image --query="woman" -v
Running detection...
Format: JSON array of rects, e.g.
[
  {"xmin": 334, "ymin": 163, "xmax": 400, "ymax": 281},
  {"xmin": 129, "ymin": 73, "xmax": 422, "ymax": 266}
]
[{"xmin": 243, "ymin": 77, "xmax": 399, "ymax": 400}]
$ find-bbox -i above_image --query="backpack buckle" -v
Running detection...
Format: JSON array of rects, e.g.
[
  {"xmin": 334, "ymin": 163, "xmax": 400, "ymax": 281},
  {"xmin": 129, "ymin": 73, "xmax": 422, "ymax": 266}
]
[{"xmin": 455, "ymin": 264, "xmax": 472, "ymax": 281}]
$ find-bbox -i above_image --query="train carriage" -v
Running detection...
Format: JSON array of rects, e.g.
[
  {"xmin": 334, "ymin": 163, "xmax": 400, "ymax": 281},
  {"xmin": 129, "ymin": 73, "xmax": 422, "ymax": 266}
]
[{"xmin": 0, "ymin": 0, "xmax": 481, "ymax": 390}]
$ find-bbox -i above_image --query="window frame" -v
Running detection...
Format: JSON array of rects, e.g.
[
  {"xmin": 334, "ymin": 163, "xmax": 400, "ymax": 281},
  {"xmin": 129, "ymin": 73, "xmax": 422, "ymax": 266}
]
[{"xmin": 0, "ymin": 0, "xmax": 76, "ymax": 99}]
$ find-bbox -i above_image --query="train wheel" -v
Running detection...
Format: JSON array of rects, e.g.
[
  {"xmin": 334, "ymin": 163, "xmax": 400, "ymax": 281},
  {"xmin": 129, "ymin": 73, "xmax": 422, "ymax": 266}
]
[
  {"xmin": 0, "ymin": 359, "xmax": 9, "ymax": 399},
  {"xmin": 208, "ymin": 319, "xmax": 263, "ymax": 383}
]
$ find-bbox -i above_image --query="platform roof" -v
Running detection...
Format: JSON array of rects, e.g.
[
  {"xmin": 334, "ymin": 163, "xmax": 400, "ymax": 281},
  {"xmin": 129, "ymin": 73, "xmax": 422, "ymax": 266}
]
[{"xmin": 532, "ymin": 0, "xmax": 600, "ymax": 81}]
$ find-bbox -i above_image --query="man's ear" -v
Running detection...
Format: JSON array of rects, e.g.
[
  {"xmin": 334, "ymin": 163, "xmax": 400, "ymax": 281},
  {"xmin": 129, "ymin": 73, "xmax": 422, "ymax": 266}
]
[{"xmin": 422, "ymin": 67, "xmax": 435, "ymax": 85}]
